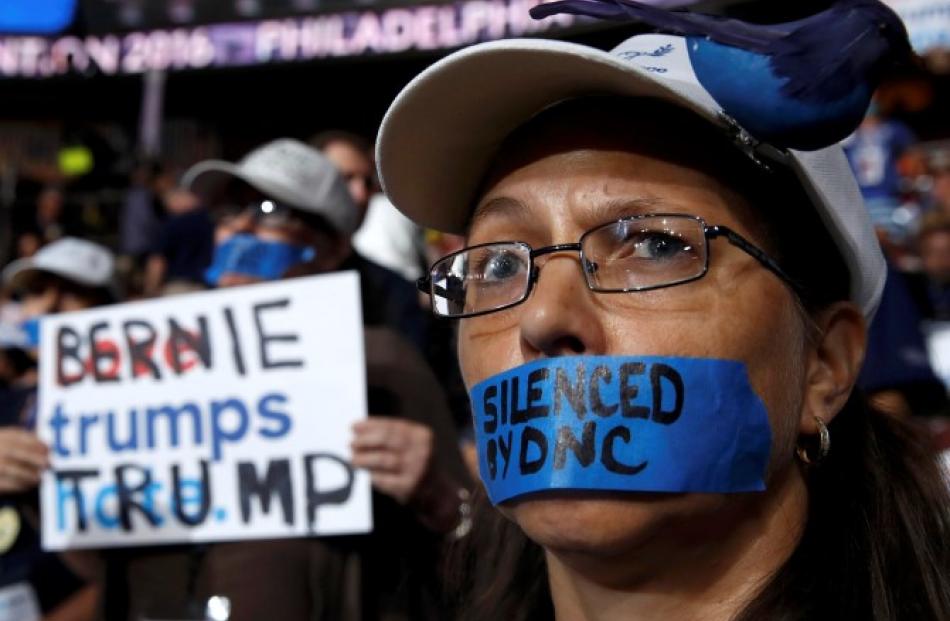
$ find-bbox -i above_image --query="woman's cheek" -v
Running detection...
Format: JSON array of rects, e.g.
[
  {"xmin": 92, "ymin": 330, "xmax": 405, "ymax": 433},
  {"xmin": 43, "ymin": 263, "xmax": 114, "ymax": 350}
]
[
  {"xmin": 458, "ymin": 320, "xmax": 521, "ymax": 389},
  {"xmin": 737, "ymin": 310, "xmax": 809, "ymax": 477},
  {"xmin": 457, "ymin": 322, "xmax": 480, "ymax": 389}
]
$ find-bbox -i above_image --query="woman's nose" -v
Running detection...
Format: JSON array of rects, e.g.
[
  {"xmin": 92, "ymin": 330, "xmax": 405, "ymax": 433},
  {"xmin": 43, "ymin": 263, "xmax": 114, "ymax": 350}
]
[{"xmin": 518, "ymin": 255, "xmax": 607, "ymax": 360}]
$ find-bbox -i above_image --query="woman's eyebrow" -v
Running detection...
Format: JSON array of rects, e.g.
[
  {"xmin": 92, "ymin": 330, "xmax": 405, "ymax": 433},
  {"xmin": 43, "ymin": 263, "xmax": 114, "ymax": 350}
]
[
  {"xmin": 576, "ymin": 197, "xmax": 668, "ymax": 227},
  {"xmin": 469, "ymin": 196, "xmax": 529, "ymax": 229},
  {"xmin": 468, "ymin": 195, "xmax": 674, "ymax": 234}
]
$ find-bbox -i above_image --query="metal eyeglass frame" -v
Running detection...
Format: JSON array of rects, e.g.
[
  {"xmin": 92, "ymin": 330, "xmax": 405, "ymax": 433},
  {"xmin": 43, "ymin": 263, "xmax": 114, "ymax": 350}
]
[{"xmin": 416, "ymin": 213, "xmax": 804, "ymax": 319}]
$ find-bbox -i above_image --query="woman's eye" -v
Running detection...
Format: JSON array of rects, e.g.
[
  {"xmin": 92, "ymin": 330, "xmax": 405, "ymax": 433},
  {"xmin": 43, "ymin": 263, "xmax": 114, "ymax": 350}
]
[
  {"xmin": 474, "ymin": 250, "xmax": 527, "ymax": 282},
  {"xmin": 617, "ymin": 231, "xmax": 690, "ymax": 261}
]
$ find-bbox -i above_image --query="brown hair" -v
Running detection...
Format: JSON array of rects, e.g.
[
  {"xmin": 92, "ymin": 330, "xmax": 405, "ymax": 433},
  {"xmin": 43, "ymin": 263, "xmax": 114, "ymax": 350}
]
[{"xmin": 448, "ymin": 396, "xmax": 950, "ymax": 621}]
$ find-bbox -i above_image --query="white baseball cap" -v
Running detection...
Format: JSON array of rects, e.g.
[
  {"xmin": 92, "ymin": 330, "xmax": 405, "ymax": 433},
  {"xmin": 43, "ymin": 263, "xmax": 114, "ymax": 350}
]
[
  {"xmin": 182, "ymin": 138, "xmax": 360, "ymax": 235},
  {"xmin": 3, "ymin": 237, "xmax": 115, "ymax": 291},
  {"xmin": 377, "ymin": 34, "xmax": 886, "ymax": 318}
]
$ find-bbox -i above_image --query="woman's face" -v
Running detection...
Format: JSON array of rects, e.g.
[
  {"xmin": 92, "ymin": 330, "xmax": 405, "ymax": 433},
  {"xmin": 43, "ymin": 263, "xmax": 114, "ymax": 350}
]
[{"xmin": 458, "ymin": 119, "xmax": 813, "ymax": 558}]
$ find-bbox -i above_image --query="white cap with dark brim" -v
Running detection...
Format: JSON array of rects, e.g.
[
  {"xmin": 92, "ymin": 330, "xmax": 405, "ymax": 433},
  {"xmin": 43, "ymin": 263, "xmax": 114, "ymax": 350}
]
[{"xmin": 376, "ymin": 34, "xmax": 886, "ymax": 319}]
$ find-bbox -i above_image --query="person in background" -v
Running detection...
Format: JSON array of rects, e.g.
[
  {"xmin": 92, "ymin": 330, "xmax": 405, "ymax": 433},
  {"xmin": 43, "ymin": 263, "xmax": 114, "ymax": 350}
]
[
  {"xmin": 842, "ymin": 101, "xmax": 918, "ymax": 242},
  {"xmin": 5, "ymin": 237, "xmax": 116, "ymax": 321},
  {"xmin": 858, "ymin": 262, "xmax": 949, "ymax": 419},
  {"xmin": 312, "ymin": 130, "xmax": 428, "ymax": 284},
  {"xmin": 193, "ymin": 136, "xmax": 427, "ymax": 351},
  {"xmin": 903, "ymin": 213, "xmax": 950, "ymax": 398},
  {"xmin": 143, "ymin": 186, "xmax": 214, "ymax": 296},
  {"xmin": 0, "ymin": 237, "xmax": 115, "ymax": 621},
  {"xmin": 315, "ymin": 132, "xmax": 474, "ymax": 434},
  {"xmin": 14, "ymin": 232, "xmax": 43, "ymax": 260},
  {"xmin": 11, "ymin": 187, "xmax": 79, "ymax": 258},
  {"xmin": 310, "ymin": 131, "xmax": 375, "ymax": 228},
  {"xmin": 169, "ymin": 138, "xmax": 467, "ymax": 620},
  {"xmin": 908, "ymin": 212, "xmax": 950, "ymax": 321},
  {"xmin": 118, "ymin": 159, "xmax": 166, "ymax": 269},
  {"xmin": 33, "ymin": 187, "xmax": 68, "ymax": 243},
  {"xmin": 929, "ymin": 156, "xmax": 950, "ymax": 218}
]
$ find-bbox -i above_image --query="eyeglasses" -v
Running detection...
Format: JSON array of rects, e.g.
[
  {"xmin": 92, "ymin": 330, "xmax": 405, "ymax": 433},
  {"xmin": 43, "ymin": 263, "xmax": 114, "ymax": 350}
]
[
  {"xmin": 417, "ymin": 213, "xmax": 801, "ymax": 318},
  {"xmin": 214, "ymin": 200, "xmax": 334, "ymax": 236},
  {"xmin": 215, "ymin": 200, "xmax": 299, "ymax": 224}
]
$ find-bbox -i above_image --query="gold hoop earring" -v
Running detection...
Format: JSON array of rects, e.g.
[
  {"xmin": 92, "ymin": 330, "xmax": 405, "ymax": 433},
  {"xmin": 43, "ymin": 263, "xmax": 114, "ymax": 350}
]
[{"xmin": 796, "ymin": 416, "xmax": 830, "ymax": 465}]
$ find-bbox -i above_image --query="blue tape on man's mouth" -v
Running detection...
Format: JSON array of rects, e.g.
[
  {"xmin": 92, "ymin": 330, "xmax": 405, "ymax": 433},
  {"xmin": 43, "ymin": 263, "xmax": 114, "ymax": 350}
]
[
  {"xmin": 470, "ymin": 356, "xmax": 772, "ymax": 505},
  {"xmin": 204, "ymin": 234, "xmax": 316, "ymax": 285}
]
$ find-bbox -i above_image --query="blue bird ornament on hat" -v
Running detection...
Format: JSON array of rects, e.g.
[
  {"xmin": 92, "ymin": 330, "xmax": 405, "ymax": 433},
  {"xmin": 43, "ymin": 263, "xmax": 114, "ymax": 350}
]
[{"xmin": 530, "ymin": 0, "xmax": 915, "ymax": 150}]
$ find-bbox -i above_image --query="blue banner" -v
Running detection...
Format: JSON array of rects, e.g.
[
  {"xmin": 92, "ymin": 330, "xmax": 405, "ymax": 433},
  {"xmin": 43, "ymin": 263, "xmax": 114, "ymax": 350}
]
[
  {"xmin": 470, "ymin": 356, "xmax": 772, "ymax": 504},
  {"xmin": 0, "ymin": 0, "xmax": 76, "ymax": 34}
]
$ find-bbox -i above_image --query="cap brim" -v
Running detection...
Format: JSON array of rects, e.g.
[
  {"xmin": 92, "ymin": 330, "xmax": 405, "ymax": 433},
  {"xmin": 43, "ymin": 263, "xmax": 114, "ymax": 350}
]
[
  {"xmin": 377, "ymin": 37, "xmax": 886, "ymax": 319},
  {"xmin": 2, "ymin": 257, "xmax": 38, "ymax": 291},
  {"xmin": 4, "ymin": 255, "xmax": 116, "ymax": 293},
  {"xmin": 181, "ymin": 159, "xmax": 246, "ymax": 195},
  {"xmin": 181, "ymin": 159, "xmax": 346, "ymax": 230},
  {"xmin": 183, "ymin": 159, "xmax": 304, "ymax": 207},
  {"xmin": 377, "ymin": 38, "xmax": 721, "ymax": 234}
]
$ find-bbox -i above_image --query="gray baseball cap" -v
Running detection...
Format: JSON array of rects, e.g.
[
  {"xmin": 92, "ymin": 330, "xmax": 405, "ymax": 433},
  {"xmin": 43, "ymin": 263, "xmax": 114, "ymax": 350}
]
[
  {"xmin": 377, "ymin": 34, "xmax": 886, "ymax": 319},
  {"xmin": 183, "ymin": 138, "xmax": 360, "ymax": 235},
  {"xmin": 3, "ymin": 237, "xmax": 115, "ymax": 292}
]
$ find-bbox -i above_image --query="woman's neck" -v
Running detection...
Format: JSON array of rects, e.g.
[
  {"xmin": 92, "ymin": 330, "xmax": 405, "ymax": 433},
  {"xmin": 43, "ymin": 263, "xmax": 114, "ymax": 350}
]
[{"xmin": 546, "ymin": 468, "xmax": 807, "ymax": 621}]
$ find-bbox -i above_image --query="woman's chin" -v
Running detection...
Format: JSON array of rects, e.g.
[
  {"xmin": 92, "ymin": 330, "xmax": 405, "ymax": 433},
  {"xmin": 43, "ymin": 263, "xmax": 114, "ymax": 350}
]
[{"xmin": 502, "ymin": 491, "xmax": 729, "ymax": 557}]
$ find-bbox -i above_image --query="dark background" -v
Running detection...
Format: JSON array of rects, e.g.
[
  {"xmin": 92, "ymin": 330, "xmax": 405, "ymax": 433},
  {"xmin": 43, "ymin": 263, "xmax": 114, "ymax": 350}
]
[{"xmin": 0, "ymin": 0, "xmax": 945, "ymax": 160}]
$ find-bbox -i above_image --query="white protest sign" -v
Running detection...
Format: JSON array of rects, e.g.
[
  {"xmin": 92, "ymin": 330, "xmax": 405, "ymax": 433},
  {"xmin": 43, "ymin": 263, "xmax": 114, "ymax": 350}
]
[{"xmin": 38, "ymin": 272, "xmax": 372, "ymax": 550}]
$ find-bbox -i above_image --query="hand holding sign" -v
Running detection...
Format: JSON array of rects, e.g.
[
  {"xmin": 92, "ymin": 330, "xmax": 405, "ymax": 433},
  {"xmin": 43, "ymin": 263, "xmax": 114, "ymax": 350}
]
[
  {"xmin": 0, "ymin": 428, "xmax": 49, "ymax": 493},
  {"xmin": 351, "ymin": 418, "xmax": 462, "ymax": 533},
  {"xmin": 351, "ymin": 418, "xmax": 433, "ymax": 505}
]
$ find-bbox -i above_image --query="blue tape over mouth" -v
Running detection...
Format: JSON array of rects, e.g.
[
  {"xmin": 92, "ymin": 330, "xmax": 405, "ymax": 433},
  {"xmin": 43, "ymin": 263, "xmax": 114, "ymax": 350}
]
[
  {"xmin": 469, "ymin": 356, "xmax": 772, "ymax": 505},
  {"xmin": 204, "ymin": 234, "xmax": 316, "ymax": 285}
]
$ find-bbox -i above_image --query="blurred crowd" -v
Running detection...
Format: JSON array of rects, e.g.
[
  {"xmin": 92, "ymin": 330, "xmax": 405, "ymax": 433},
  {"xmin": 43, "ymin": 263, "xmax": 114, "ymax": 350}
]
[
  {"xmin": 841, "ymin": 102, "xmax": 950, "ymax": 438},
  {"xmin": 0, "ymin": 99, "xmax": 947, "ymax": 620},
  {"xmin": 0, "ymin": 130, "xmax": 479, "ymax": 621}
]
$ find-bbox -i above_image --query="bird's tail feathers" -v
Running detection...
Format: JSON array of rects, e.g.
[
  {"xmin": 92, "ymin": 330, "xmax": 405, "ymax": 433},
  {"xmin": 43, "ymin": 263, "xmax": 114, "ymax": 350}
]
[
  {"xmin": 770, "ymin": 20, "xmax": 877, "ymax": 102},
  {"xmin": 529, "ymin": 0, "xmax": 631, "ymax": 22},
  {"xmin": 530, "ymin": 0, "xmax": 697, "ymax": 30},
  {"xmin": 530, "ymin": 0, "xmax": 789, "ymax": 53}
]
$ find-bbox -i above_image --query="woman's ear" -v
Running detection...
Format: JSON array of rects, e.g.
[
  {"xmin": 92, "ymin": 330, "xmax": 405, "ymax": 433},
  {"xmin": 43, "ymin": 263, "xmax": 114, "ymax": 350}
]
[{"xmin": 800, "ymin": 302, "xmax": 867, "ymax": 433}]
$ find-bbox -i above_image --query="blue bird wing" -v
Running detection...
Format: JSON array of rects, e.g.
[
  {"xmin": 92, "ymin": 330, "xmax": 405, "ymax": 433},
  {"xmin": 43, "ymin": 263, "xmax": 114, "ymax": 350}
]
[
  {"xmin": 529, "ymin": 0, "xmax": 788, "ymax": 52},
  {"xmin": 767, "ymin": 4, "xmax": 889, "ymax": 102},
  {"xmin": 531, "ymin": 0, "xmax": 908, "ymax": 106}
]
